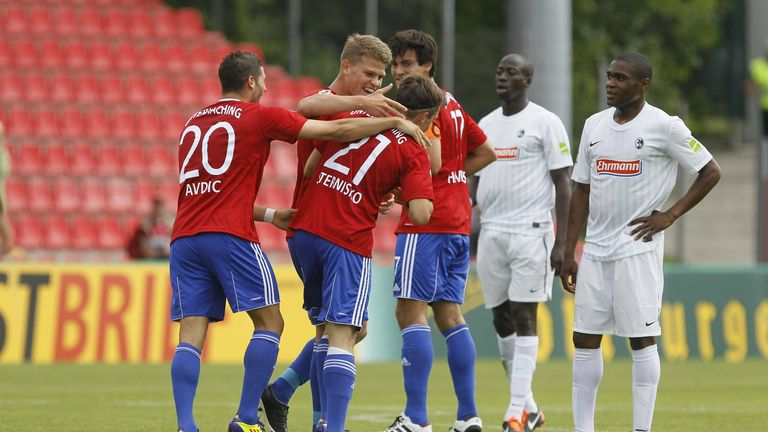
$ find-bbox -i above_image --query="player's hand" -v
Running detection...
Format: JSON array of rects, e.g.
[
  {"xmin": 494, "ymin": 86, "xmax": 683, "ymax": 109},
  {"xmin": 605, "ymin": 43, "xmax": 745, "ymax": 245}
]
[
  {"xmin": 628, "ymin": 210, "xmax": 675, "ymax": 242},
  {"xmin": 390, "ymin": 187, "xmax": 404, "ymax": 205},
  {"xmin": 272, "ymin": 208, "xmax": 297, "ymax": 231},
  {"xmin": 560, "ymin": 256, "xmax": 578, "ymax": 294},
  {"xmin": 379, "ymin": 193, "xmax": 395, "ymax": 214},
  {"xmin": 362, "ymin": 84, "xmax": 407, "ymax": 118},
  {"xmin": 550, "ymin": 240, "xmax": 565, "ymax": 276},
  {"xmin": 396, "ymin": 118, "xmax": 431, "ymax": 149}
]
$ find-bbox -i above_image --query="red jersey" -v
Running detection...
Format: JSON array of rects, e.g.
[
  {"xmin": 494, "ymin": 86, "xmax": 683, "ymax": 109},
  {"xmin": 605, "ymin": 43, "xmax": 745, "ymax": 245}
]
[
  {"xmin": 172, "ymin": 99, "xmax": 307, "ymax": 243},
  {"xmin": 287, "ymin": 88, "xmax": 335, "ymax": 238},
  {"xmin": 396, "ymin": 90, "xmax": 487, "ymax": 235},
  {"xmin": 291, "ymin": 110, "xmax": 434, "ymax": 257}
]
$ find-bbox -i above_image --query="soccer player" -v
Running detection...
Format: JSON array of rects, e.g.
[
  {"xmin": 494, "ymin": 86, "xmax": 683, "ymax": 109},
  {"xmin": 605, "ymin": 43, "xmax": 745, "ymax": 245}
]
[
  {"xmin": 169, "ymin": 50, "xmax": 432, "ymax": 432},
  {"xmin": 290, "ymin": 73, "xmax": 442, "ymax": 432},
  {"xmin": 470, "ymin": 53, "xmax": 572, "ymax": 432},
  {"xmin": 261, "ymin": 34, "xmax": 403, "ymax": 432},
  {"xmin": 383, "ymin": 30, "xmax": 497, "ymax": 432},
  {"xmin": 560, "ymin": 52, "xmax": 721, "ymax": 432}
]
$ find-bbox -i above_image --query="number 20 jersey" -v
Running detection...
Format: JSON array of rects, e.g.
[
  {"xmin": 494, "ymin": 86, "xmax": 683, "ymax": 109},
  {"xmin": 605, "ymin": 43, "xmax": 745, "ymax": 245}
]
[
  {"xmin": 171, "ymin": 98, "xmax": 307, "ymax": 243},
  {"xmin": 291, "ymin": 110, "xmax": 434, "ymax": 257}
]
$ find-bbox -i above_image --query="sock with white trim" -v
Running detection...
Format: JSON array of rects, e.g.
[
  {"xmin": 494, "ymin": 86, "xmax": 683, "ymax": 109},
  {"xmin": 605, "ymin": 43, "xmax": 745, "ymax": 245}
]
[
  {"xmin": 505, "ymin": 336, "xmax": 538, "ymax": 420},
  {"xmin": 401, "ymin": 324, "xmax": 433, "ymax": 425},
  {"xmin": 272, "ymin": 337, "xmax": 314, "ymax": 404},
  {"xmin": 237, "ymin": 330, "xmax": 280, "ymax": 424},
  {"xmin": 315, "ymin": 336, "xmax": 329, "ymax": 421},
  {"xmin": 323, "ymin": 347, "xmax": 356, "ymax": 432},
  {"xmin": 632, "ymin": 344, "xmax": 660, "ymax": 432},
  {"xmin": 573, "ymin": 347, "xmax": 603, "ymax": 432},
  {"xmin": 444, "ymin": 324, "xmax": 478, "ymax": 420},
  {"xmin": 171, "ymin": 343, "xmax": 201, "ymax": 432}
]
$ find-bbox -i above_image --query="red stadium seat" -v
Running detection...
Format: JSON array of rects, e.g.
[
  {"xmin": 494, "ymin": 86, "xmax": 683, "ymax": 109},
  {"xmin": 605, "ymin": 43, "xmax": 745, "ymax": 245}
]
[
  {"xmin": 39, "ymin": 40, "xmax": 64, "ymax": 70},
  {"xmin": 159, "ymin": 112, "xmax": 188, "ymax": 141},
  {"xmin": 0, "ymin": 74, "xmax": 24, "ymax": 105},
  {"xmin": 54, "ymin": 8, "xmax": 79, "ymax": 38},
  {"xmin": 63, "ymin": 42, "xmax": 89, "ymax": 70},
  {"xmin": 125, "ymin": 76, "xmax": 151, "ymax": 106},
  {"xmin": 27, "ymin": 7, "xmax": 54, "ymax": 35},
  {"xmin": 150, "ymin": 76, "xmax": 176, "ymax": 107},
  {"xmin": 111, "ymin": 110, "xmax": 137, "ymax": 140},
  {"xmin": 176, "ymin": 77, "xmax": 204, "ymax": 107},
  {"xmin": 77, "ymin": 9, "xmax": 103, "ymax": 38},
  {"xmin": 26, "ymin": 177, "xmax": 53, "ymax": 213},
  {"xmin": 83, "ymin": 110, "xmax": 112, "ymax": 140},
  {"xmin": 98, "ymin": 76, "xmax": 126, "ymax": 105},
  {"xmin": 122, "ymin": 146, "xmax": 146, "ymax": 177},
  {"xmin": 52, "ymin": 177, "xmax": 81, "ymax": 213},
  {"xmin": 68, "ymin": 143, "xmax": 98, "ymax": 176},
  {"xmin": 164, "ymin": 44, "xmax": 187, "ymax": 74},
  {"xmin": 96, "ymin": 217, "xmax": 126, "ymax": 249},
  {"xmin": 113, "ymin": 42, "xmax": 140, "ymax": 72},
  {"xmin": 6, "ymin": 178, "xmax": 27, "ymax": 212},
  {"xmin": 199, "ymin": 78, "xmax": 221, "ymax": 105},
  {"xmin": 24, "ymin": 72, "xmax": 49, "ymax": 104},
  {"xmin": 139, "ymin": 44, "xmax": 164, "ymax": 72},
  {"xmin": 133, "ymin": 180, "xmax": 157, "ymax": 214},
  {"xmin": 44, "ymin": 144, "xmax": 72, "ymax": 176},
  {"xmin": 50, "ymin": 72, "xmax": 75, "ymax": 105},
  {"xmin": 71, "ymin": 216, "xmax": 99, "ymax": 250},
  {"xmin": 45, "ymin": 216, "xmax": 72, "ymax": 249},
  {"xmin": 2, "ymin": 6, "xmax": 27, "ymax": 35},
  {"xmin": 135, "ymin": 111, "xmax": 162, "ymax": 141},
  {"xmin": 257, "ymin": 225, "xmax": 285, "ymax": 252},
  {"xmin": 0, "ymin": 41, "xmax": 12, "ymax": 68},
  {"xmin": 13, "ymin": 39, "xmax": 39, "ymax": 70},
  {"xmin": 128, "ymin": 10, "xmax": 154, "ymax": 39},
  {"xmin": 105, "ymin": 178, "xmax": 134, "ymax": 213},
  {"xmin": 74, "ymin": 75, "xmax": 101, "ymax": 105},
  {"xmin": 152, "ymin": 8, "xmax": 176, "ymax": 39},
  {"xmin": 14, "ymin": 214, "xmax": 45, "ymax": 250},
  {"xmin": 175, "ymin": 8, "xmax": 204, "ymax": 39},
  {"xmin": 187, "ymin": 42, "xmax": 214, "ymax": 76},
  {"xmin": 89, "ymin": 41, "xmax": 114, "ymax": 72},
  {"xmin": 10, "ymin": 145, "xmax": 44, "ymax": 176},
  {"xmin": 34, "ymin": 109, "xmax": 60, "ymax": 139},
  {"xmin": 59, "ymin": 110, "xmax": 86, "ymax": 139},
  {"xmin": 102, "ymin": 9, "xmax": 129, "ymax": 38},
  {"xmin": 95, "ymin": 145, "xmax": 124, "ymax": 176},
  {"xmin": 4, "ymin": 108, "xmax": 34, "ymax": 137},
  {"xmin": 146, "ymin": 146, "xmax": 177, "ymax": 178},
  {"xmin": 82, "ymin": 179, "xmax": 107, "ymax": 213}
]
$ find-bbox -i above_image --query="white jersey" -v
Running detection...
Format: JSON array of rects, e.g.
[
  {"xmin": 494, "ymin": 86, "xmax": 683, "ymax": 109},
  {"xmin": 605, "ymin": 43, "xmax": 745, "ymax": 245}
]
[
  {"xmin": 476, "ymin": 102, "xmax": 573, "ymax": 233},
  {"xmin": 572, "ymin": 103, "xmax": 713, "ymax": 261}
]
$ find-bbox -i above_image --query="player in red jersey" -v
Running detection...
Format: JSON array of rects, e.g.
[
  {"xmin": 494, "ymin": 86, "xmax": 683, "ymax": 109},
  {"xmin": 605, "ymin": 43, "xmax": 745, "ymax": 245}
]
[
  {"xmin": 382, "ymin": 30, "xmax": 498, "ymax": 432},
  {"xmin": 260, "ymin": 34, "xmax": 405, "ymax": 432},
  {"xmin": 168, "ymin": 50, "xmax": 431, "ymax": 432},
  {"xmin": 289, "ymin": 73, "xmax": 442, "ymax": 432}
]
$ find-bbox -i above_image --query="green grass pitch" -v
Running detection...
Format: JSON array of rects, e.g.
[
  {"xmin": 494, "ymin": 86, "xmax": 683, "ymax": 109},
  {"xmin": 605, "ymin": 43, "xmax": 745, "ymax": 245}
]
[{"xmin": 1, "ymin": 359, "xmax": 766, "ymax": 431}]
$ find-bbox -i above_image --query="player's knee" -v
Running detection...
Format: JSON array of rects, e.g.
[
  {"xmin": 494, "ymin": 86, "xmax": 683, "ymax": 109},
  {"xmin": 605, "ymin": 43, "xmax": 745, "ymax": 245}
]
[
  {"xmin": 491, "ymin": 306, "xmax": 516, "ymax": 337},
  {"xmin": 395, "ymin": 299, "xmax": 427, "ymax": 329},
  {"xmin": 433, "ymin": 303, "xmax": 465, "ymax": 332},
  {"xmin": 355, "ymin": 323, "xmax": 368, "ymax": 343},
  {"xmin": 573, "ymin": 331, "xmax": 601, "ymax": 349},
  {"xmin": 247, "ymin": 305, "xmax": 284, "ymax": 335}
]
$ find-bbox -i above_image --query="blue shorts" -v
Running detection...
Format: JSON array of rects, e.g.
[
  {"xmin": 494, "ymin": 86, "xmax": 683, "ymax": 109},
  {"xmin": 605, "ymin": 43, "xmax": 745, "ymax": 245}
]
[
  {"xmin": 169, "ymin": 233, "xmax": 279, "ymax": 322},
  {"xmin": 286, "ymin": 236, "xmax": 303, "ymax": 281},
  {"xmin": 293, "ymin": 230, "xmax": 371, "ymax": 328},
  {"xmin": 393, "ymin": 233, "xmax": 470, "ymax": 303}
]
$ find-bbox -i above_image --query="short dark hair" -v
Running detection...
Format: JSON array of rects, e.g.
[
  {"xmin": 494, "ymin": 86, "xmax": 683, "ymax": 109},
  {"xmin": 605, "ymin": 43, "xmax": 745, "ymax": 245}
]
[
  {"xmin": 218, "ymin": 50, "xmax": 263, "ymax": 93},
  {"xmin": 388, "ymin": 29, "xmax": 438, "ymax": 77},
  {"xmin": 395, "ymin": 74, "xmax": 444, "ymax": 118},
  {"xmin": 614, "ymin": 52, "xmax": 653, "ymax": 81}
]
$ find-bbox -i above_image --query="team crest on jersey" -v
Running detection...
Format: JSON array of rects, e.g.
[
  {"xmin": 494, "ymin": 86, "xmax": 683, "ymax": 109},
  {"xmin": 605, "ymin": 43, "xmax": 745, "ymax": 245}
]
[
  {"xmin": 517, "ymin": 128, "xmax": 525, "ymax": 138},
  {"xmin": 635, "ymin": 137, "xmax": 644, "ymax": 149},
  {"xmin": 495, "ymin": 147, "xmax": 519, "ymax": 160},
  {"xmin": 596, "ymin": 159, "xmax": 642, "ymax": 177}
]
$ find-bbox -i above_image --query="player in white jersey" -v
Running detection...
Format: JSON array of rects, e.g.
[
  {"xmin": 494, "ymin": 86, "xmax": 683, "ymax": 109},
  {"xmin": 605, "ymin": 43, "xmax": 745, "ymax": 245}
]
[
  {"xmin": 470, "ymin": 53, "xmax": 572, "ymax": 432},
  {"xmin": 560, "ymin": 52, "xmax": 721, "ymax": 432}
]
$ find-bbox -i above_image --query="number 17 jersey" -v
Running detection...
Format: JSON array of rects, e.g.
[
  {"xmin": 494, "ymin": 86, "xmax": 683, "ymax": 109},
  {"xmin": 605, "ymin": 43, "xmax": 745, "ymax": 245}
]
[{"xmin": 171, "ymin": 99, "xmax": 307, "ymax": 243}]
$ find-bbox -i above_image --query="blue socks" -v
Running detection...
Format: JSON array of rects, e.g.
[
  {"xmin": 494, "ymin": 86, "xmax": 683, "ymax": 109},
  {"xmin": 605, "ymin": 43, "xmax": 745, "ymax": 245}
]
[
  {"xmin": 310, "ymin": 340, "xmax": 322, "ymax": 425},
  {"xmin": 323, "ymin": 347, "xmax": 356, "ymax": 432},
  {"xmin": 237, "ymin": 330, "xmax": 280, "ymax": 424},
  {"xmin": 171, "ymin": 343, "xmax": 201, "ymax": 432},
  {"xmin": 401, "ymin": 324, "xmax": 433, "ymax": 425},
  {"xmin": 315, "ymin": 336, "xmax": 329, "ymax": 421},
  {"xmin": 444, "ymin": 324, "xmax": 477, "ymax": 420},
  {"xmin": 272, "ymin": 337, "xmax": 314, "ymax": 404}
]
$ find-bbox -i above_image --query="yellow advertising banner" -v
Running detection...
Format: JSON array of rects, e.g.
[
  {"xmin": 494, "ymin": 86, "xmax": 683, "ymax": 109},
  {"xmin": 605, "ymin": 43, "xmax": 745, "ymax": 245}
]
[{"xmin": 0, "ymin": 263, "xmax": 313, "ymax": 364}]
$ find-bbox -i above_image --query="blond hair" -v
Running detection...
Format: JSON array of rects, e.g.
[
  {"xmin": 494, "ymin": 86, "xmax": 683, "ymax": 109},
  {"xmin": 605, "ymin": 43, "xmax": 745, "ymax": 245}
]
[{"xmin": 340, "ymin": 33, "xmax": 392, "ymax": 65}]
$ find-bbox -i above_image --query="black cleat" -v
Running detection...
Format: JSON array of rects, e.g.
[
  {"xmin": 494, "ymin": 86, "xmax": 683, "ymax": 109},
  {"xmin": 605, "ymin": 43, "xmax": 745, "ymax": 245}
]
[{"xmin": 261, "ymin": 384, "xmax": 289, "ymax": 432}]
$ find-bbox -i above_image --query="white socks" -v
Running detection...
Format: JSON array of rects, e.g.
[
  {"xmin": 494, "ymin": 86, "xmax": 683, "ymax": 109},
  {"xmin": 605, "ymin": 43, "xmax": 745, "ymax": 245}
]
[
  {"xmin": 497, "ymin": 334, "xmax": 539, "ymax": 419},
  {"xmin": 631, "ymin": 345, "xmax": 659, "ymax": 432},
  {"xmin": 572, "ymin": 347, "xmax": 603, "ymax": 432}
]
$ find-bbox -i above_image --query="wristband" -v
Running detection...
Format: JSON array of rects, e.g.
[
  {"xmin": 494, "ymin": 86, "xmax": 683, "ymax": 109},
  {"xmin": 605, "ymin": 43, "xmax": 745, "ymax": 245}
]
[{"xmin": 264, "ymin": 208, "xmax": 276, "ymax": 223}]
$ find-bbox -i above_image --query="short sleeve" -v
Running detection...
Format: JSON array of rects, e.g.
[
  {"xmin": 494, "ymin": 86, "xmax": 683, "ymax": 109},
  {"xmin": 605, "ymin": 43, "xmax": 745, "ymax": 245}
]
[
  {"xmin": 465, "ymin": 111, "xmax": 487, "ymax": 153},
  {"xmin": 399, "ymin": 142, "xmax": 435, "ymax": 203},
  {"xmin": 571, "ymin": 119, "xmax": 593, "ymax": 184},
  {"xmin": 260, "ymin": 106, "xmax": 307, "ymax": 143},
  {"xmin": 541, "ymin": 112, "xmax": 573, "ymax": 171},
  {"xmin": 664, "ymin": 117, "xmax": 713, "ymax": 174}
]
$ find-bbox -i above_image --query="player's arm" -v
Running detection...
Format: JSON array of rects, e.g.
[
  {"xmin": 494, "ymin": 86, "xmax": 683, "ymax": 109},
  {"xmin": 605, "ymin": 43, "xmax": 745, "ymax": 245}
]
[
  {"xmin": 550, "ymin": 167, "xmax": 572, "ymax": 275},
  {"xmin": 299, "ymin": 117, "xmax": 431, "ymax": 148},
  {"xmin": 406, "ymin": 198, "xmax": 433, "ymax": 225},
  {"xmin": 426, "ymin": 129, "xmax": 442, "ymax": 175},
  {"xmin": 561, "ymin": 182, "xmax": 589, "ymax": 294},
  {"xmin": 628, "ymin": 158, "xmax": 721, "ymax": 241},
  {"xmin": 298, "ymin": 84, "xmax": 406, "ymax": 118},
  {"xmin": 468, "ymin": 175, "xmax": 479, "ymax": 207},
  {"xmin": 253, "ymin": 204, "xmax": 297, "ymax": 231},
  {"xmin": 464, "ymin": 140, "xmax": 497, "ymax": 177},
  {"xmin": 304, "ymin": 148, "xmax": 322, "ymax": 179}
]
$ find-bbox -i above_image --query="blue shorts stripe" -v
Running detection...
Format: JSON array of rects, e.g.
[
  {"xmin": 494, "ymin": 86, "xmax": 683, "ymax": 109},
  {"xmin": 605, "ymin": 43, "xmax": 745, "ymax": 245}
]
[
  {"xmin": 402, "ymin": 234, "xmax": 417, "ymax": 298},
  {"xmin": 251, "ymin": 242, "xmax": 276, "ymax": 306},
  {"xmin": 352, "ymin": 258, "xmax": 370, "ymax": 327}
]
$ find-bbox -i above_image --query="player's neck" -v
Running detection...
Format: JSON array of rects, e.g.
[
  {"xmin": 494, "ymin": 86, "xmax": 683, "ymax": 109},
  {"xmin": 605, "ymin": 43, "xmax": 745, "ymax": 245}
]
[
  {"xmin": 501, "ymin": 98, "xmax": 528, "ymax": 116},
  {"xmin": 613, "ymin": 99, "xmax": 645, "ymax": 124},
  {"xmin": 329, "ymin": 77, "xmax": 347, "ymax": 95},
  {"xmin": 221, "ymin": 91, "xmax": 247, "ymax": 102}
]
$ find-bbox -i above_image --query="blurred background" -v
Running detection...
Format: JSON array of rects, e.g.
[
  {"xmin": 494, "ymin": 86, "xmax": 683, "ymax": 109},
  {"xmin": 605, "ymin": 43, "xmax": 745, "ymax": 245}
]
[{"xmin": 1, "ymin": 0, "xmax": 767, "ymax": 367}]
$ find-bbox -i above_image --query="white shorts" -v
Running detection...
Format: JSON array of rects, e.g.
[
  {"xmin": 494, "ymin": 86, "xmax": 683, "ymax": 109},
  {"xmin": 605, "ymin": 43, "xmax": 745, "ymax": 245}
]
[
  {"xmin": 573, "ymin": 244, "xmax": 664, "ymax": 338},
  {"xmin": 477, "ymin": 228, "xmax": 554, "ymax": 308}
]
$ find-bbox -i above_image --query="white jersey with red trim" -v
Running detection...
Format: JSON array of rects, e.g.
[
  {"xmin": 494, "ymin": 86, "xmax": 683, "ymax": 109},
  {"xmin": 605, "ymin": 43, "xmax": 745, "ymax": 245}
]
[
  {"xmin": 572, "ymin": 103, "xmax": 712, "ymax": 261},
  {"xmin": 476, "ymin": 102, "xmax": 572, "ymax": 233}
]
